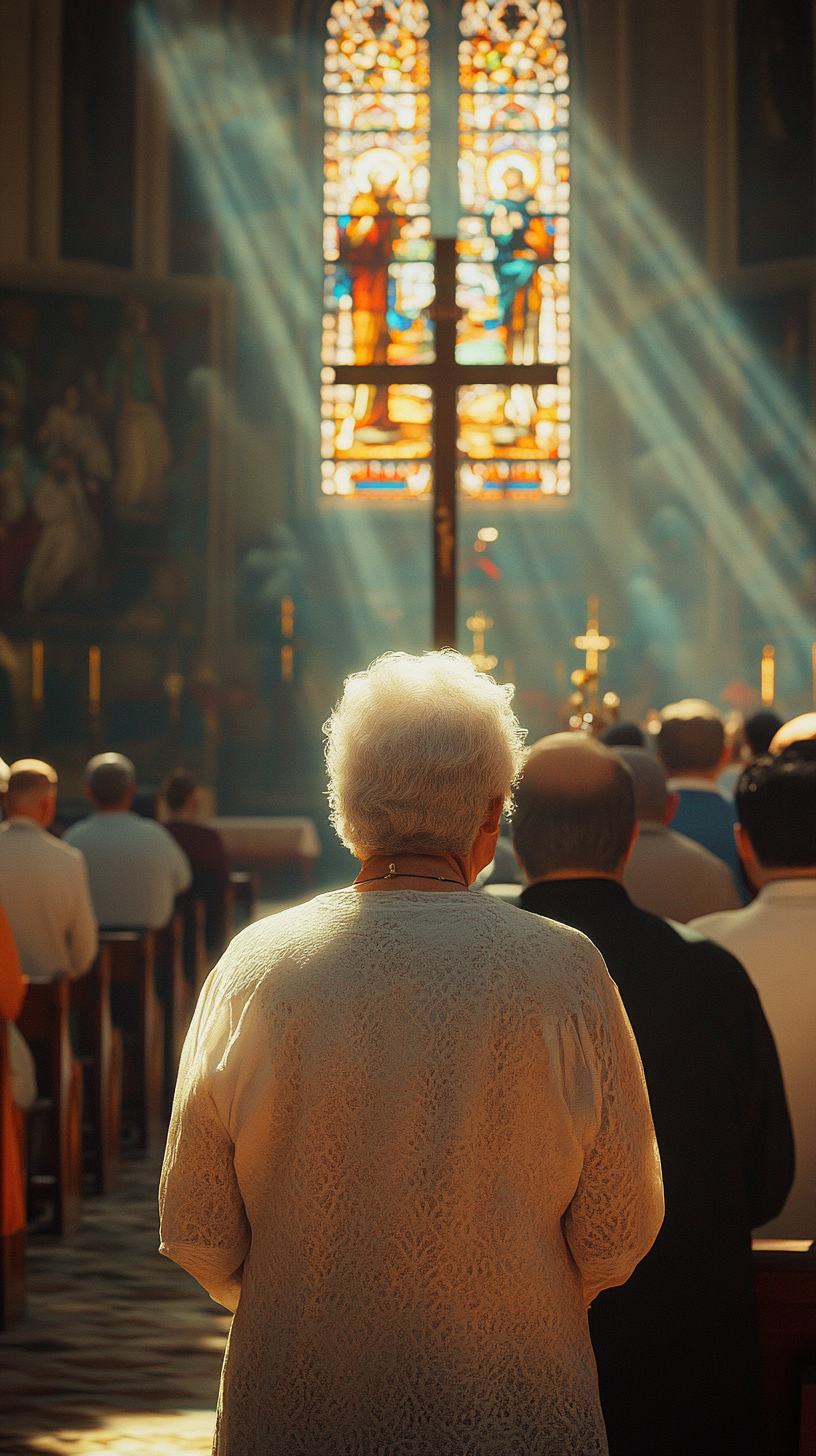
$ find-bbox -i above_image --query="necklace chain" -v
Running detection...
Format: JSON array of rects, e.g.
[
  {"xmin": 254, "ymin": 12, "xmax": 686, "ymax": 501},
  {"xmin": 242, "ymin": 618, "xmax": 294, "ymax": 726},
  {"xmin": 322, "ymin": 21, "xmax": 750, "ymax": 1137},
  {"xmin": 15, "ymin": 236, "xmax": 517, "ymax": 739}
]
[{"xmin": 357, "ymin": 861, "xmax": 467, "ymax": 888}]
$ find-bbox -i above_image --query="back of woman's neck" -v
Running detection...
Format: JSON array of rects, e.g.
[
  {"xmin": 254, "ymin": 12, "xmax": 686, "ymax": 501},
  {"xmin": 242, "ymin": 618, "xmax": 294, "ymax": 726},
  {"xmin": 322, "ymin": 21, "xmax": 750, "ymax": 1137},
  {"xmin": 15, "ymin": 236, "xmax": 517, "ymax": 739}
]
[{"xmin": 354, "ymin": 850, "xmax": 469, "ymax": 892}]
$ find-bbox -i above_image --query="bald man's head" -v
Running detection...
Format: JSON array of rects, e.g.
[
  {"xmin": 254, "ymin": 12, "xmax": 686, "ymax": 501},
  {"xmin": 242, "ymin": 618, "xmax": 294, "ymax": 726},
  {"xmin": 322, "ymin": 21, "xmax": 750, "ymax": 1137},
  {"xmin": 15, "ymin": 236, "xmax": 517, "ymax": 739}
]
[{"xmin": 513, "ymin": 734, "xmax": 635, "ymax": 881}]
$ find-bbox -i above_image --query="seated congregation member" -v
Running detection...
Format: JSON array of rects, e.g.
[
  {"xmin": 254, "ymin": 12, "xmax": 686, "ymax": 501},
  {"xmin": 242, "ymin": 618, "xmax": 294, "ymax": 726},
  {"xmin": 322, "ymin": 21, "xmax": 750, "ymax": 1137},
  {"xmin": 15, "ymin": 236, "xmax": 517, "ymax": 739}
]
[
  {"xmin": 745, "ymin": 709, "xmax": 784, "ymax": 758},
  {"xmin": 617, "ymin": 746, "xmax": 741, "ymax": 921},
  {"xmin": 161, "ymin": 770, "xmax": 230, "ymax": 955},
  {"xmin": 1, "ymin": 903, "xmax": 28, "ymax": 1251},
  {"xmin": 0, "ymin": 760, "xmax": 97, "ymax": 982},
  {"xmin": 770, "ymin": 710, "xmax": 816, "ymax": 752},
  {"xmin": 720, "ymin": 711, "xmax": 783, "ymax": 796},
  {"xmin": 513, "ymin": 734, "xmax": 793, "ymax": 1456},
  {"xmin": 161, "ymin": 652, "xmax": 664, "ymax": 1456},
  {"xmin": 65, "ymin": 754, "xmax": 191, "ymax": 930},
  {"xmin": 600, "ymin": 720, "xmax": 644, "ymax": 747},
  {"xmin": 657, "ymin": 698, "xmax": 745, "ymax": 893},
  {"xmin": 692, "ymin": 745, "xmax": 816, "ymax": 1240}
]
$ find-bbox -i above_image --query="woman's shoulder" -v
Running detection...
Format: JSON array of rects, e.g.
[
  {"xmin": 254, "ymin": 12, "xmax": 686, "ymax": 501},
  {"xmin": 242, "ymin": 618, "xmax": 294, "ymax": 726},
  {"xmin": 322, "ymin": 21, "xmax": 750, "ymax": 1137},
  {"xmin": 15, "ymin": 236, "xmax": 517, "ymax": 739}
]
[
  {"xmin": 208, "ymin": 888, "xmax": 606, "ymax": 1012},
  {"xmin": 467, "ymin": 892, "xmax": 606, "ymax": 980},
  {"xmin": 208, "ymin": 889, "xmax": 362, "ymax": 981}
]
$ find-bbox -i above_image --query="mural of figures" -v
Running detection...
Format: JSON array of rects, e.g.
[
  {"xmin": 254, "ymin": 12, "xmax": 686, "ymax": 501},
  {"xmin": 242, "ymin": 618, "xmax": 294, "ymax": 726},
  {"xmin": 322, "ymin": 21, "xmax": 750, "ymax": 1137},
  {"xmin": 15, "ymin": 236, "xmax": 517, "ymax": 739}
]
[
  {"xmin": 106, "ymin": 299, "xmax": 173, "ymax": 520},
  {"xmin": 0, "ymin": 285, "xmax": 210, "ymax": 626}
]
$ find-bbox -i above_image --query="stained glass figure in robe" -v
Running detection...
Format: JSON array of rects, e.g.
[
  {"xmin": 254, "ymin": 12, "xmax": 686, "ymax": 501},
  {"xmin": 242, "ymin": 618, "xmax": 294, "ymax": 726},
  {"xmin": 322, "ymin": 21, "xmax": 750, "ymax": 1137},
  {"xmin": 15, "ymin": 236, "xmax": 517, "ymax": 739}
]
[
  {"xmin": 456, "ymin": 0, "xmax": 571, "ymax": 501},
  {"xmin": 323, "ymin": 1, "xmax": 434, "ymax": 372}
]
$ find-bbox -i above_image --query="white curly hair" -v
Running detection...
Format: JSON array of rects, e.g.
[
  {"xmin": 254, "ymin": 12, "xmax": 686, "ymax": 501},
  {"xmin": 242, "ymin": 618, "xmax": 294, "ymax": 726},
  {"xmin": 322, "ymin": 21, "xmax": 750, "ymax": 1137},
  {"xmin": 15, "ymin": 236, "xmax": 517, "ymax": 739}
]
[{"xmin": 324, "ymin": 650, "xmax": 526, "ymax": 858}]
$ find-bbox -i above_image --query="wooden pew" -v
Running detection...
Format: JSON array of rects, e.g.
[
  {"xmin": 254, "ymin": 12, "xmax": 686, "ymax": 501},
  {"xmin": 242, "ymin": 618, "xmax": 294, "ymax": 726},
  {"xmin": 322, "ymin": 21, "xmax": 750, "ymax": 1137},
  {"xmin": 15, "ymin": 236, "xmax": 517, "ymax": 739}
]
[
  {"xmin": 154, "ymin": 913, "xmax": 189, "ymax": 1110},
  {"xmin": 101, "ymin": 931, "xmax": 163, "ymax": 1153},
  {"xmin": 0, "ymin": 1017, "xmax": 25, "ymax": 1327},
  {"xmin": 70, "ymin": 948, "xmax": 122, "ymax": 1194},
  {"xmin": 180, "ymin": 896, "xmax": 210, "ymax": 1001},
  {"xmin": 17, "ymin": 977, "xmax": 83, "ymax": 1236},
  {"xmin": 753, "ymin": 1241, "xmax": 816, "ymax": 1455},
  {"xmin": 228, "ymin": 870, "xmax": 257, "ymax": 932}
]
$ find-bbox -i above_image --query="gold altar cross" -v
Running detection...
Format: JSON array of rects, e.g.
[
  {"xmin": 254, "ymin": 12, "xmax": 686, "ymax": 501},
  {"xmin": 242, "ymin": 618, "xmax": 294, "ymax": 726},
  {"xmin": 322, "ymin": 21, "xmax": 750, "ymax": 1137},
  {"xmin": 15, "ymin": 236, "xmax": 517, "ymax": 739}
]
[
  {"xmin": 467, "ymin": 610, "xmax": 498, "ymax": 673},
  {"xmin": 571, "ymin": 597, "xmax": 618, "ymax": 709}
]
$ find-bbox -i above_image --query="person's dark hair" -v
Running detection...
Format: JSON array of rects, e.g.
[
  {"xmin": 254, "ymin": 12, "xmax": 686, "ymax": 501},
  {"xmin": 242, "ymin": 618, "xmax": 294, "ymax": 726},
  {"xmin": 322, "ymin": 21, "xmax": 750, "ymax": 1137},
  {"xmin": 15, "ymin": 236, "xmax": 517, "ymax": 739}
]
[
  {"xmin": 162, "ymin": 769, "xmax": 197, "ymax": 815},
  {"xmin": 601, "ymin": 722, "xmax": 644, "ymax": 748},
  {"xmin": 658, "ymin": 700, "xmax": 724, "ymax": 774},
  {"xmin": 513, "ymin": 755, "xmax": 635, "ymax": 879},
  {"xmin": 86, "ymin": 752, "xmax": 135, "ymax": 808},
  {"xmin": 743, "ymin": 711, "xmax": 783, "ymax": 757},
  {"xmin": 736, "ymin": 744, "xmax": 816, "ymax": 868},
  {"xmin": 132, "ymin": 787, "xmax": 159, "ymax": 819}
]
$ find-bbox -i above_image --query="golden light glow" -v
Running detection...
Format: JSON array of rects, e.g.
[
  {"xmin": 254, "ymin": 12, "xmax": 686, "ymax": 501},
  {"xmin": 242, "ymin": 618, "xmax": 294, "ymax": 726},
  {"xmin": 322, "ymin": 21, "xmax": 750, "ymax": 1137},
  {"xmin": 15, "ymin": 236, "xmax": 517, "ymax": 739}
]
[
  {"xmin": 761, "ymin": 644, "xmax": 775, "ymax": 706},
  {"xmin": 752, "ymin": 1238, "xmax": 813, "ymax": 1252},
  {"xmin": 467, "ymin": 609, "xmax": 498, "ymax": 672},
  {"xmin": 26, "ymin": 1408, "xmax": 217, "ymax": 1453},
  {"xmin": 31, "ymin": 641, "xmax": 44, "ymax": 706},
  {"xmin": 88, "ymin": 646, "xmax": 101, "ymax": 715}
]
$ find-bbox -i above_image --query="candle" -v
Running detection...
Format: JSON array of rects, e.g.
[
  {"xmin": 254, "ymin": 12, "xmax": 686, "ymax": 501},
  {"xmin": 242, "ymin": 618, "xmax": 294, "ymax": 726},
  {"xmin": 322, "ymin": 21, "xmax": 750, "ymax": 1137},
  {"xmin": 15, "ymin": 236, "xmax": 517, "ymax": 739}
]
[
  {"xmin": 31, "ymin": 641, "xmax": 44, "ymax": 706},
  {"xmin": 89, "ymin": 646, "xmax": 101, "ymax": 715},
  {"xmin": 761, "ymin": 645, "xmax": 775, "ymax": 706}
]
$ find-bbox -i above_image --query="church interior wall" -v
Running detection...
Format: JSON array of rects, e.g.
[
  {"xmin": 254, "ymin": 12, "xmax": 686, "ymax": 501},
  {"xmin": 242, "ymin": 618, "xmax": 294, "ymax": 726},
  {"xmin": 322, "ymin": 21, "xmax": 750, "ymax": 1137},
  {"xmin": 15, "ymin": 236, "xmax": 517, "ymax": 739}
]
[{"xmin": 0, "ymin": 0, "xmax": 813, "ymax": 857}]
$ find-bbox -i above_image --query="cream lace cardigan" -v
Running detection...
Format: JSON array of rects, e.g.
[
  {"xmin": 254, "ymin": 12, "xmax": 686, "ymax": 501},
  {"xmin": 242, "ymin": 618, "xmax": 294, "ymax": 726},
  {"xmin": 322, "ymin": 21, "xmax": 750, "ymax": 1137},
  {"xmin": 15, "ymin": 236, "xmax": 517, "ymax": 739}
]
[{"xmin": 160, "ymin": 889, "xmax": 663, "ymax": 1456}]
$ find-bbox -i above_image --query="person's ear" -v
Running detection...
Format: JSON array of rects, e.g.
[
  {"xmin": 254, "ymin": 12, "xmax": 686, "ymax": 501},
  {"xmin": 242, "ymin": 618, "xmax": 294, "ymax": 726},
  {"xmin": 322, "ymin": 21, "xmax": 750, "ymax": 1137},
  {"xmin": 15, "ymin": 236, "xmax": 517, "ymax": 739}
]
[
  {"xmin": 662, "ymin": 791, "xmax": 680, "ymax": 827},
  {"xmin": 718, "ymin": 742, "xmax": 731, "ymax": 770},
  {"xmin": 42, "ymin": 791, "xmax": 57, "ymax": 828},
  {"xmin": 483, "ymin": 794, "xmax": 503, "ymax": 834},
  {"xmin": 84, "ymin": 782, "xmax": 95, "ymax": 803},
  {"xmin": 734, "ymin": 822, "xmax": 753, "ymax": 865},
  {"xmin": 624, "ymin": 820, "xmax": 639, "ymax": 862}
]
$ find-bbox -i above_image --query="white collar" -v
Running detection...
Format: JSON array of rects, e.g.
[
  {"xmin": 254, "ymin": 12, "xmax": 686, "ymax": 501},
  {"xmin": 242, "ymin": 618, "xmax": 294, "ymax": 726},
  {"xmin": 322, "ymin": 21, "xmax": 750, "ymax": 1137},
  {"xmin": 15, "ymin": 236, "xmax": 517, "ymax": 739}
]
[
  {"xmin": 666, "ymin": 776, "xmax": 731, "ymax": 799},
  {"xmin": 757, "ymin": 878, "xmax": 816, "ymax": 902},
  {"xmin": 0, "ymin": 816, "xmax": 45, "ymax": 832},
  {"xmin": 636, "ymin": 820, "xmax": 668, "ymax": 835}
]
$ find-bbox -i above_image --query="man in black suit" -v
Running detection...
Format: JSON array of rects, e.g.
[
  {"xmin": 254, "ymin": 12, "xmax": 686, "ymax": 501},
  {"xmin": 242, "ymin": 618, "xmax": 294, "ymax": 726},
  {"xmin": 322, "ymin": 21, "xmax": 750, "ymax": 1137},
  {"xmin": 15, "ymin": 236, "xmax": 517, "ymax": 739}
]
[{"xmin": 513, "ymin": 733, "xmax": 793, "ymax": 1456}]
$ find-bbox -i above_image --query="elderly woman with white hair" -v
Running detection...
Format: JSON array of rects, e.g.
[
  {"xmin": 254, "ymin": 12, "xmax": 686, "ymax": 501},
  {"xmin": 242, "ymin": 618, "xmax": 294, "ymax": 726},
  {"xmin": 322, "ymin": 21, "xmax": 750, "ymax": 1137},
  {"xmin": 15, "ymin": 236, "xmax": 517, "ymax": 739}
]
[{"xmin": 160, "ymin": 652, "xmax": 663, "ymax": 1456}]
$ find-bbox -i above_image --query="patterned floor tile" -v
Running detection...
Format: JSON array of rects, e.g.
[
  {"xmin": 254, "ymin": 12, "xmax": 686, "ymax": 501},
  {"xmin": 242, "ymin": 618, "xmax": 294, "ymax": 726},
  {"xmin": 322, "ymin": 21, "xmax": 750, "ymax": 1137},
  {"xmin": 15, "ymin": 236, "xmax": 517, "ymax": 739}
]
[{"xmin": 0, "ymin": 1152, "xmax": 224, "ymax": 1455}]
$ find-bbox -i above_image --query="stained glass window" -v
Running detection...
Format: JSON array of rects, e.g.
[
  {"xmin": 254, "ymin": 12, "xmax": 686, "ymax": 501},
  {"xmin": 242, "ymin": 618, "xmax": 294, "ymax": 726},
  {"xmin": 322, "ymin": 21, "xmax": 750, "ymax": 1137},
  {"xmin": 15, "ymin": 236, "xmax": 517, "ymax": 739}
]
[
  {"xmin": 321, "ymin": 0, "xmax": 572, "ymax": 507},
  {"xmin": 322, "ymin": 1, "xmax": 435, "ymax": 372},
  {"xmin": 457, "ymin": 379, "xmax": 571, "ymax": 498},
  {"xmin": 457, "ymin": 0, "xmax": 571, "ymax": 500},
  {"xmin": 321, "ymin": 382, "xmax": 433, "ymax": 496}
]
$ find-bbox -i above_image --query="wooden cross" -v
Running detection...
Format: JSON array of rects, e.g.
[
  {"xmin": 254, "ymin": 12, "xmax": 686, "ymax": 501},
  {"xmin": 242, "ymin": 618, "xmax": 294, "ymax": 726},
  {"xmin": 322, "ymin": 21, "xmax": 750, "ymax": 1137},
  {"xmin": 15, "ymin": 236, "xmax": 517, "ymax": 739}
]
[{"xmin": 332, "ymin": 239, "xmax": 558, "ymax": 648}]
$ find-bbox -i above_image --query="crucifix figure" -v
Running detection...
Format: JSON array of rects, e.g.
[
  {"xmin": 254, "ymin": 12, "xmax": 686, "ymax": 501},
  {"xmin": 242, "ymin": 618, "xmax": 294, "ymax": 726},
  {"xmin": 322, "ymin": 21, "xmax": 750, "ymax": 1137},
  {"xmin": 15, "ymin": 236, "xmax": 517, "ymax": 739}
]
[{"xmin": 332, "ymin": 239, "xmax": 559, "ymax": 647}]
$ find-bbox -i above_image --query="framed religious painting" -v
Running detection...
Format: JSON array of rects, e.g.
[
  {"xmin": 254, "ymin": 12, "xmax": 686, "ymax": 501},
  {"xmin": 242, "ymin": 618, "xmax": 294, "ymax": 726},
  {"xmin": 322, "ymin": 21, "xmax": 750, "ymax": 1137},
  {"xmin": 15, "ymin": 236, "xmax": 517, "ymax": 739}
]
[{"xmin": 0, "ymin": 265, "xmax": 234, "ymax": 788}]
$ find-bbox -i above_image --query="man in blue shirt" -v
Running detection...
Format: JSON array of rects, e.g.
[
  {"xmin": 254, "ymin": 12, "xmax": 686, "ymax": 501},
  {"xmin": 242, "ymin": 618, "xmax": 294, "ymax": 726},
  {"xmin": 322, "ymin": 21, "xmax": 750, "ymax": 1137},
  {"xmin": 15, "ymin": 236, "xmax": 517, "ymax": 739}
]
[{"xmin": 657, "ymin": 699, "xmax": 746, "ymax": 898}]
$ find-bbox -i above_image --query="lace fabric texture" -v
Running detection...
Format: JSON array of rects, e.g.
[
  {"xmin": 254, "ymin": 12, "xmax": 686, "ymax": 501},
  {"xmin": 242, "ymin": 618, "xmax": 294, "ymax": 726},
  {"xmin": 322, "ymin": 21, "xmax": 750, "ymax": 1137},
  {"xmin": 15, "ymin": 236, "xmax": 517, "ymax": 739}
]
[{"xmin": 160, "ymin": 890, "xmax": 663, "ymax": 1456}]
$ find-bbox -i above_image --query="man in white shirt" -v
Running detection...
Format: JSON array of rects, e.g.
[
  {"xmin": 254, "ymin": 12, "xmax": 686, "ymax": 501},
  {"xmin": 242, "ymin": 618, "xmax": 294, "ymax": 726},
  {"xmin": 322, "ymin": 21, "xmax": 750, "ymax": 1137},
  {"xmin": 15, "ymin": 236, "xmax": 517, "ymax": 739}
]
[
  {"xmin": 615, "ymin": 747, "xmax": 741, "ymax": 922},
  {"xmin": 0, "ymin": 759, "xmax": 98, "ymax": 983},
  {"xmin": 692, "ymin": 744, "xmax": 816, "ymax": 1240},
  {"xmin": 64, "ymin": 754, "xmax": 192, "ymax": 930}
]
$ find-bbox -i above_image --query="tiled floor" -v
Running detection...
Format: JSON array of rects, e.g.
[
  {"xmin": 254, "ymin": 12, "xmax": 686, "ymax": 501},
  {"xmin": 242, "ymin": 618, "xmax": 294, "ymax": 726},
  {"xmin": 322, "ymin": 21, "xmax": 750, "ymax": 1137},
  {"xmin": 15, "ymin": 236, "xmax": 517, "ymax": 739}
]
[
  {"xmin": 0, "ymin": 893, "xmax": 338, "ymax": 1456},
  {"xmin": 0, "ymin": 1152, "xmax": 227, "ymax": 1455}
]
